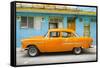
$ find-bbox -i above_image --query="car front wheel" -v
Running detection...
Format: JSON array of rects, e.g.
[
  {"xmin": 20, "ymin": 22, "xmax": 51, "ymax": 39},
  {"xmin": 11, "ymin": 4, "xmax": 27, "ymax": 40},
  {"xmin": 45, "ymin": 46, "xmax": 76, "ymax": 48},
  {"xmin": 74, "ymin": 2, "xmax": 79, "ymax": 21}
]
[
  {"xmin": 73, "ymin": 47, "xmax": 82, "ymax": 55},
  {"xmin": 27, "ymin": 46, "xmax": 39, "ymax": 57}
]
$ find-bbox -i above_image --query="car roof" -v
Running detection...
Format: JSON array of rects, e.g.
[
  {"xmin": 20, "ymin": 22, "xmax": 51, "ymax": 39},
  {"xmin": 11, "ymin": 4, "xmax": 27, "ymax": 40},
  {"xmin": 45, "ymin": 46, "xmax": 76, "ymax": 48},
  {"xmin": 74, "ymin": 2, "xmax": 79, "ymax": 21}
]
[{"xmin": 49, "ymin": 29, "xmax": 74, "ymax": 32}]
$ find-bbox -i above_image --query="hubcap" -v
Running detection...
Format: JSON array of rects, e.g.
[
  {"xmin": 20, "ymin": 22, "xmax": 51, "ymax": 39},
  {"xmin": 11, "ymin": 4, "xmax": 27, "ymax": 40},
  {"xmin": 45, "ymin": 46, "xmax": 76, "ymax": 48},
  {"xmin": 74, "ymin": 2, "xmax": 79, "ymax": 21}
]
[
  {"xmin": 75, "ymin": 48, "xmax": 81, "ymax": 54},
  {"xmin": 29, "ymin": 47, "xmax": 37, "ymax": 56}
]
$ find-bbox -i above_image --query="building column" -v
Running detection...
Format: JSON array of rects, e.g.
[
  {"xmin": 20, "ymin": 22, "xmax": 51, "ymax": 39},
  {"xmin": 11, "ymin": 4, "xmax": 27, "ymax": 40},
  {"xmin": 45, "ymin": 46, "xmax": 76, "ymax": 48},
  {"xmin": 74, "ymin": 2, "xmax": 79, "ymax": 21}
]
[
  {"xmin": 41, "ymin": 16, "xmax": 49, "ymax": 35},
  {"xmin": 76, "ymin": 16, "xmax": 84, "ymax": 36},
  {"xmin": 90, "ymin": 21, "xmax": 96, "ymax": 45},
  {"xmin": 83, "ymin": 16, "xmax": 96, "ymax": 45},
  {"xmin": 63, "ymin": 16, "xmax": 67, "ymax": 28}
]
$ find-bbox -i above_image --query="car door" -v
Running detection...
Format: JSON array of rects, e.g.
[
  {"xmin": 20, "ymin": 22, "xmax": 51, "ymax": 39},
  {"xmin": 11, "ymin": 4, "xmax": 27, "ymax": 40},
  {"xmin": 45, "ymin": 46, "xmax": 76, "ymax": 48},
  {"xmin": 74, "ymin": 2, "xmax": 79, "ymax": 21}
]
[
  {"xmin": 61, "ymin": 32, "xmax": 76, "ymax": 51},
  {"xmin": 45, "ymin": 31, "xmax": 62, "ymax": 52}
]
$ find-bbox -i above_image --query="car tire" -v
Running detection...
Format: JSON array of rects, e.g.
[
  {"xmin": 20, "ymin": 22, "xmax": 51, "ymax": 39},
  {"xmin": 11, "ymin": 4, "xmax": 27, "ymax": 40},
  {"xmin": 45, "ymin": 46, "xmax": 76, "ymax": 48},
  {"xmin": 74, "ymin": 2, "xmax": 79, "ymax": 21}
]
[
  {"xmin": 73, "ymin": 47, "xmax": 82, "ymax": 55},
  {"xmin": 27, "ymin": 46, "xmax": 39, "ymax": 57}
]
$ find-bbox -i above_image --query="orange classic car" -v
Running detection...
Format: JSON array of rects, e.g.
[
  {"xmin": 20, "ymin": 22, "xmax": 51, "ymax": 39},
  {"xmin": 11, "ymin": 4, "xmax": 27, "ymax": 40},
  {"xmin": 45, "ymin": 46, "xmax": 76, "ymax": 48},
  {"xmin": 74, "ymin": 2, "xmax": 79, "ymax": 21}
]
[{"xmin": 21, "ymin": 29, "xmax": 93, "ymax": 57}]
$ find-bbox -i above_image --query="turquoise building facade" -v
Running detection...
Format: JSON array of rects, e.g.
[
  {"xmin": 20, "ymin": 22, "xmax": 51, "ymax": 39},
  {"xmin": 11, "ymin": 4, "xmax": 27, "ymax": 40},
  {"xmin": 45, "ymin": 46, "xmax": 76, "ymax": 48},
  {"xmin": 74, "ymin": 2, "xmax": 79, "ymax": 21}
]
[{"xmin": 16, "ymin": 4, "xmax": 96, "ymax": 47}]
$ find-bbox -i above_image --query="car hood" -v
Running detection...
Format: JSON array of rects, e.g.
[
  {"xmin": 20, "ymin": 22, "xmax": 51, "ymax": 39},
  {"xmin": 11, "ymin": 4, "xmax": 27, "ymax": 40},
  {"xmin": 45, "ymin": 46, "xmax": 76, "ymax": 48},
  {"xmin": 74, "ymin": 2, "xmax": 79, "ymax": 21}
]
[{"xmin": 31, "ymin": 36, "xmax": 44, "ymax": 39}]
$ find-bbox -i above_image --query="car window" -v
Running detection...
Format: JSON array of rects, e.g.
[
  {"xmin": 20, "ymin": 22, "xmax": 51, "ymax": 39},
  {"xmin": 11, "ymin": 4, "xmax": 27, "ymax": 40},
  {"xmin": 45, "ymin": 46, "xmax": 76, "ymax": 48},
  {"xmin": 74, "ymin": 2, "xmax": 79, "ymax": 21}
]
[
  {"xmin": 62, "ymin": 32, "xmax": 76, "ymax": 38},
  {"xmin": 50, "ymin": 32, "xmax": 60, "ymax": 38}
]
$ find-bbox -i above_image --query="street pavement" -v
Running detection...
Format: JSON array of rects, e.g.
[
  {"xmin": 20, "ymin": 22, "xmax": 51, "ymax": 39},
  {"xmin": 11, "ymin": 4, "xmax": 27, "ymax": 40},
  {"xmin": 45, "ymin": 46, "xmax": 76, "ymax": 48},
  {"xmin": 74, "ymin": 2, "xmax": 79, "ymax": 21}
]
[{"xmin": 16, "ymin": 47, "xmax": 97, "ymax": 65}]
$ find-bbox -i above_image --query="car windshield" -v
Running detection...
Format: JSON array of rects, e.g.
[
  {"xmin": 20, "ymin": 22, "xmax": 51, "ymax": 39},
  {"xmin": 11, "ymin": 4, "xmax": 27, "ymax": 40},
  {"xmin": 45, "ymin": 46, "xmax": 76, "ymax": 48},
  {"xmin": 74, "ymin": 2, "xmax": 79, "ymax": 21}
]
[
  {"xmin": 44, "ymin": 32, "xmax": 48, "ymax": 37},
  {"xmin": 74, "ymin": 32, "xmax": 80, "ymax": 37}
]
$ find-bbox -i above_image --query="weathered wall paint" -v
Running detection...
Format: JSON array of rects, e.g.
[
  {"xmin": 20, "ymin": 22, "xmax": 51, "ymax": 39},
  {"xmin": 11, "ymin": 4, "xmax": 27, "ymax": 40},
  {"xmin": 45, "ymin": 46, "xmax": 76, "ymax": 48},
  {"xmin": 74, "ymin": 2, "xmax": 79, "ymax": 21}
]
[{"xmin": 16, "ymin": 12, "xmax": 96, "ymax": 47}]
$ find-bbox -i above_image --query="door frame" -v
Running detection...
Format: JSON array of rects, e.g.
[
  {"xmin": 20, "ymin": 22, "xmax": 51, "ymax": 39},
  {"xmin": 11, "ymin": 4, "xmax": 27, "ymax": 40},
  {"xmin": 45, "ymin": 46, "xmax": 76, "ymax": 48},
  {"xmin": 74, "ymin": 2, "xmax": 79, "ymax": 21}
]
[{"xmin": 67, "ymin": 17, "xmax": 76, "ymax": 31}]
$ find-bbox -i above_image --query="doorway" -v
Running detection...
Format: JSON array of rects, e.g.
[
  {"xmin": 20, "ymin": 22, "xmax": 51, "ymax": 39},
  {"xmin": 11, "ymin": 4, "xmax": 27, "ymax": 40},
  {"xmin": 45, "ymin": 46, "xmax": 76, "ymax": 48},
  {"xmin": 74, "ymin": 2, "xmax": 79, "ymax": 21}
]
[
  {"xmin": 84, "ymin": 24, "xmax": 90, "ymax": 37},
  {"xmin": 49, "ymin": 23, "xmax": 58, "ymax": 29},
  {"xmin": 67, "ymin": 17, "xmax": 76, "ymax": 31},
  {"xmin": 49, "ymin": 16, "xmax": 63, "ymax": 29}
]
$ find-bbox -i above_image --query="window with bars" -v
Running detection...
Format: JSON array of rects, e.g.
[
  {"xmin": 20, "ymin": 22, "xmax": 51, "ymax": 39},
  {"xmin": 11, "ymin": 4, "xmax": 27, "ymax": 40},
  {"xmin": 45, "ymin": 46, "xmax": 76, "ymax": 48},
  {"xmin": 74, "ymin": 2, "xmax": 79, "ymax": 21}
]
[
  {"xmin": 91, "ymin": 18, "xmax": 96, "ymax": 22},
  {"xmin": 20, "ymin": 16, "xmax": 34, "ymax": 28},
  {"xmin": 79, "ymin": 17, "xmax": 83, "ymax": 22}
]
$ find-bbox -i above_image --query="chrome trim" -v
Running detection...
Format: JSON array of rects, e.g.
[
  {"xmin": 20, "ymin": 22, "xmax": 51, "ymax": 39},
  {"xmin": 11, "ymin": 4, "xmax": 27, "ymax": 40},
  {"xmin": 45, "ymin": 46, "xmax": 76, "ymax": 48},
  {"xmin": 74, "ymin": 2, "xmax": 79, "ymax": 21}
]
[
  {"xmin": 63, "ymin": 42, "xmax": 91, "ymax": 44},
  {"xmin": 35, "ymin": 42, "xmax": 44, "ymax": 44}
]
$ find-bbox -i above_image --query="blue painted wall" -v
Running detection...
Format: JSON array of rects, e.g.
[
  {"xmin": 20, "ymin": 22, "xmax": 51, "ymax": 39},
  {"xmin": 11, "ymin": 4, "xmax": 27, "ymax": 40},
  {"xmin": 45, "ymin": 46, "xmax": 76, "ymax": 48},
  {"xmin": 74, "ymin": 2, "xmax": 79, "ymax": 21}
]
[
  {"xmin": 63, "ymin": 16, "xmax": 67, "ymax": 28},
  {"xmin": 16, "ymin": 12, "xmax": 96, "ymax": 47},
  {"xmin": 90, "ymin": 17, "xmax": 96, "ymax": 45},
  {"xmin": 76, "ymin": 16, "xmax": 84, "ymax": 36}
]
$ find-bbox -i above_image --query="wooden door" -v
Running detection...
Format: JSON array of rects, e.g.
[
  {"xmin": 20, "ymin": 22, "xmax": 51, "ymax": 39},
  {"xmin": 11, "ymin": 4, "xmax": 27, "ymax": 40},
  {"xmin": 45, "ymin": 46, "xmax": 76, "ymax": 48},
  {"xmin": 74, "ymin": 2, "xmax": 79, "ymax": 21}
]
[
  {"xmin": 67, "ymin": 17, "xmax": 76, "ymax": 31},
  {"xmin": 84, "ymin": 24, "xmax": 90, "ymax": 37}
]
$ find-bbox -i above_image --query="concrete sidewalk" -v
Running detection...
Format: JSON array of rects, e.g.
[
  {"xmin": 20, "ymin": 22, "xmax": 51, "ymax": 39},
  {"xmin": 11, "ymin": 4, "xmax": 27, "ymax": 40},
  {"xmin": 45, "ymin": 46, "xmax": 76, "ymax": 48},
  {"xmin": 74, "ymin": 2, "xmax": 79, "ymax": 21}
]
[{"xmin": 16, "ymin": 47, "xmax": 97, "ymax": 65}]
